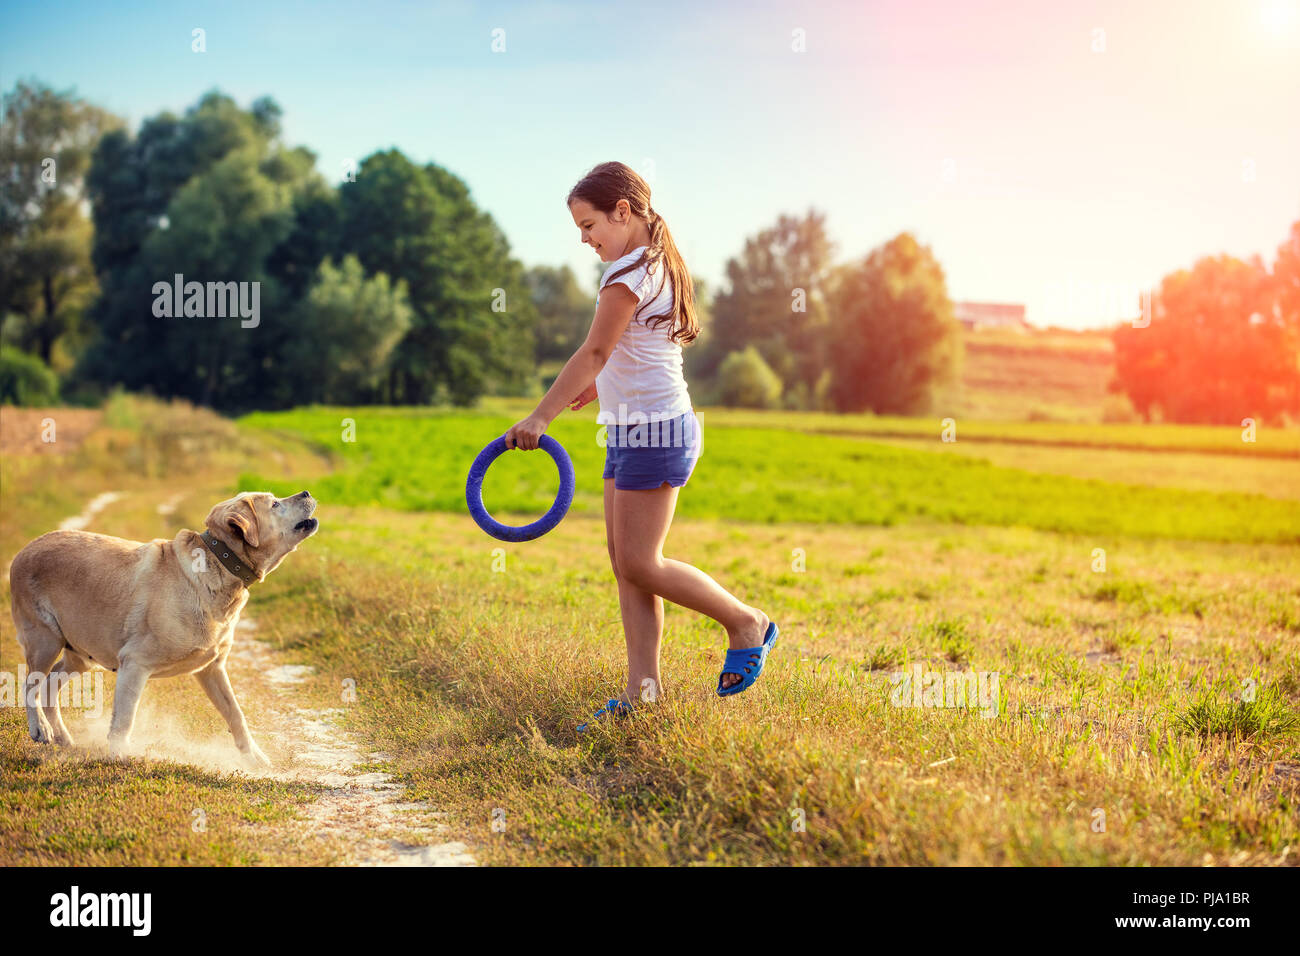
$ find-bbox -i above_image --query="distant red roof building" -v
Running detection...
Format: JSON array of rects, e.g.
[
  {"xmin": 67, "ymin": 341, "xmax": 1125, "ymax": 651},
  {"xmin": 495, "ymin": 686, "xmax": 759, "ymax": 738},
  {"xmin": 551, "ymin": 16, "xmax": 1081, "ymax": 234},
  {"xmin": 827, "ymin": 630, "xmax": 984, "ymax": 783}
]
[{"xmin": 954, "ymin": 301, "xmax": 1027, "ymax": 331}]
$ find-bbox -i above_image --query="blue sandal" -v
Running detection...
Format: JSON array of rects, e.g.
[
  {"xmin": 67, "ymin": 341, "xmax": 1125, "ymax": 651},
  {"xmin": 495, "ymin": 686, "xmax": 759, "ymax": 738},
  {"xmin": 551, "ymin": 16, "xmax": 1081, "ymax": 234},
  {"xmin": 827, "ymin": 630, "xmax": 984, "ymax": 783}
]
[
  {"xmin": 577, "ymin": 697, "xmax": 635, "ymax": 733},
  {"xmin": 717, "ymin": 621, "xmax": 779, "ymax": 696}
]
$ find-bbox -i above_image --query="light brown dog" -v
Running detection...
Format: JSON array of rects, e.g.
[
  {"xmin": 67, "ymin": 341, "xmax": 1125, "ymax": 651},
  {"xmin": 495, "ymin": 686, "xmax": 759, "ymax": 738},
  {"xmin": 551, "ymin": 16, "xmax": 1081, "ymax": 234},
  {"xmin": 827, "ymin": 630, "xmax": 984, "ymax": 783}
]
[{"xmin": 8, "ymin": 490, "xmax": 318, "ymax": 766}]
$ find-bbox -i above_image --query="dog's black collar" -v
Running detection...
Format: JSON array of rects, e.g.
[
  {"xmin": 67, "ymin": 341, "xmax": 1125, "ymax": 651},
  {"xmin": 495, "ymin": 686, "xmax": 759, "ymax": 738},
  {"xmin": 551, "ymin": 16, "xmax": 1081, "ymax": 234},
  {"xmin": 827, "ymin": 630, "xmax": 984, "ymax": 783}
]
[{"xmin": 200, "ymin": 530, "xmax": 259, "ymax": 588}]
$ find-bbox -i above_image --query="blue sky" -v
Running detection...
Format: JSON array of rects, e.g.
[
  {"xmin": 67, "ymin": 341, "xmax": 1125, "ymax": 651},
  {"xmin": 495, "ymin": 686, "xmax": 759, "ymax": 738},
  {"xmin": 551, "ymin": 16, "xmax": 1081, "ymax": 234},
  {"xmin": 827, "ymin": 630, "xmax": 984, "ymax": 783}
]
[{"xmin": 4, "ymin": 0, "xmax": 1298, "ymax": 328}]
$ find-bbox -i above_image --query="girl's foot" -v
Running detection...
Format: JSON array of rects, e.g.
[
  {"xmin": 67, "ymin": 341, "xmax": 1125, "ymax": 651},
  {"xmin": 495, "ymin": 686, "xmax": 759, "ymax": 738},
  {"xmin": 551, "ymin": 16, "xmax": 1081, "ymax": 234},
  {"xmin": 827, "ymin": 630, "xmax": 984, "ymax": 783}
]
[
  {"xmin": 627, "ymin": 677, "xmax": 662, "ymax": 704},
  {"xmin": 721, "ymin": 608, "xmax": 770, "ymax": 691}
]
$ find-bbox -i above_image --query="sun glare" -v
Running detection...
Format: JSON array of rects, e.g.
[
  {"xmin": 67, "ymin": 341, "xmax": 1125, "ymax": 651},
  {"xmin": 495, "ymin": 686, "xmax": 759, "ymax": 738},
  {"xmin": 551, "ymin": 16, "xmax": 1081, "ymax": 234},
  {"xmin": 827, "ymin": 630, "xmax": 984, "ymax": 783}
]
[{"xmin": 1260, "ymin": 0, "xmax": 1298, "ymax": 32}]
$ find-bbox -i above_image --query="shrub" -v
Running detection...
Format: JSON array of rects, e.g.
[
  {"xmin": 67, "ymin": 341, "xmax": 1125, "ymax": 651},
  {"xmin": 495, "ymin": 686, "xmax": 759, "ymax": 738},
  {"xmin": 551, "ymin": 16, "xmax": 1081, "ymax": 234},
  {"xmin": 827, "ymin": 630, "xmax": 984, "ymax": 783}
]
[
  {"xmin": 0, "ymin": 347, "xmax": 59, "ymax": 405},
  {"xmin": 716, "ymin": 345, "xmax": 783, "ymax": 409}
]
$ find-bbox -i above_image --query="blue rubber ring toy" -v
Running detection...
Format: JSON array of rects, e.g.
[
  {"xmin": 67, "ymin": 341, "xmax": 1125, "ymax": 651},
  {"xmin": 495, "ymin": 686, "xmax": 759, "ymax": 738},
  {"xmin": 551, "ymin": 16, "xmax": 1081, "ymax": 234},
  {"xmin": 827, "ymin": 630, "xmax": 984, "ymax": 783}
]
[{"xmin": 465, "ymin": 434, "xmax": 575, "ymax": 542}]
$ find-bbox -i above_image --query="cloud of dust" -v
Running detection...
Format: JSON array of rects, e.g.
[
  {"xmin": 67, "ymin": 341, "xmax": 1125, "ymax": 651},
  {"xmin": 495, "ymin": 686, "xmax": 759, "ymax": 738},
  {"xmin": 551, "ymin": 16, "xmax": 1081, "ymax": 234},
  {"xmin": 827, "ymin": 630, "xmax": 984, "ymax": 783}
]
[{"xmin": 72, "ymin": 697, "xmax": 276, "ymax": 778}]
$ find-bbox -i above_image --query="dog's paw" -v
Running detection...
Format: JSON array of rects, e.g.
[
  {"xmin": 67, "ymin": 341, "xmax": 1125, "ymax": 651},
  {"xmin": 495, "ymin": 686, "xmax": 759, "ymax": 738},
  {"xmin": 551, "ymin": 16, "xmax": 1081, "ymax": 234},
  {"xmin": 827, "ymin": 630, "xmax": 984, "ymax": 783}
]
[
  {"xmin": 28, "ymin": 711, "xmax": 61, "ymax": 744},
  {"xmin": 28, "ymin": 724, "xmax": 52, "ymax": 745},
  {"xmin": 241, "ymin": 743, "xmax": 272, "ymax": 770},
  {"xmin": 107, "ymin": 737, "xmax": 132, "ymax": 762}
]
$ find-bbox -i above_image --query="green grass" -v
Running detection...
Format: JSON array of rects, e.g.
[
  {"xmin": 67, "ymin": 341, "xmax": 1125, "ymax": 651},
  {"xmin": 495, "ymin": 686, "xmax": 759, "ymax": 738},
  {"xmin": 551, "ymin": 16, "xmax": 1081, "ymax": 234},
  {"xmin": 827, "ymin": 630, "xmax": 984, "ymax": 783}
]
[
  {"xmin": 918, "ymin": 615, "xmax": 975, "ymax": 665},
  {"xmin": 1174, "ymin": 684, "xmax": 1300, "ymax": 740},
  {"xmin": 872, "ymin": 437, "xmax": 1300, "ymax": 499},
  {"xmin": 862, "ymin": 644, "xmax": 906, "ymax": 671},
  {"xmin": 234, "ymin": 405, "xmax": 1300, "ymax": 543},
  {"xmin": 1088, "ymin": 578, "xmax": 1210, "ymax": 617},
  {"xmin": 0, "ymin": 751, "xmax": 329, "ymax": 865},
  {"xmin": 689, "ymin": 406, "xmax": 1300, "ymax": 458}
]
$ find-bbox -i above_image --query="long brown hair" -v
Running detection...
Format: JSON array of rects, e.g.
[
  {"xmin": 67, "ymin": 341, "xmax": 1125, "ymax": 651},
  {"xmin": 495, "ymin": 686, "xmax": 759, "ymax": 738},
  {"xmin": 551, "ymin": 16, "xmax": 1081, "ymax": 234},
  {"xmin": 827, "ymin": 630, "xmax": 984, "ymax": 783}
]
[{"xmin": 567, "ymin": 161, "xmax": 699, "ymax": 346}]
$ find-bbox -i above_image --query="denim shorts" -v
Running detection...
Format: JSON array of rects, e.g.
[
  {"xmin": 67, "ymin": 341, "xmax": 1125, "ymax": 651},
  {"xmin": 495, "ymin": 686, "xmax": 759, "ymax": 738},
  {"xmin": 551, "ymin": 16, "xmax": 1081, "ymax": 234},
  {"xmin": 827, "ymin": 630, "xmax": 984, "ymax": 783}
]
[{"xmin": 602, "ymin": 410, "xmax": 702, "ymax": 490}]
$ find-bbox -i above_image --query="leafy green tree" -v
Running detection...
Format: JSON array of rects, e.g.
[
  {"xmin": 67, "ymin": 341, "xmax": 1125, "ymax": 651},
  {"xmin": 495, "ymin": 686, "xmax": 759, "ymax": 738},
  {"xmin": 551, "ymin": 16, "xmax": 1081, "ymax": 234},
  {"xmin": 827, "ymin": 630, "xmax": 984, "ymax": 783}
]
[
  {"xmin": 278, "ymin": 255, "xmax": 412, "ymax": 404},
  {"xmin": 826, "ymin": 232, "xmax": 962, "ymax": 415},
  {"xmin": 696, "ymin": 210, "xmax": 836, "ymax": 406},
  {"xmin": 528, "ymin": 264, "xmax": 594, "ymax": 363},
  {"xmin": 717, "ymin": 345, "xmax": 783, "ymax": 408},
  {"xmin": 337, "ymin": 150, "xmax": 537, "ymax": 405},
  {"xmin": 160, "ymin": 149, "xmax": 297, "ymax": 407},
  {"xmin": 61, "ymin": 87, "xmax": 568, "ymax": 412},
  {"xmin": 0, "ymin": 80, "xmax": 123, "ymax": 368},
  {"xmin": 267, "ymin": 176, "xmax": 341, "ymax": 302},
  {"xmin": 76, "ymin": 91, "xmax": 329, "ymax": 411}
]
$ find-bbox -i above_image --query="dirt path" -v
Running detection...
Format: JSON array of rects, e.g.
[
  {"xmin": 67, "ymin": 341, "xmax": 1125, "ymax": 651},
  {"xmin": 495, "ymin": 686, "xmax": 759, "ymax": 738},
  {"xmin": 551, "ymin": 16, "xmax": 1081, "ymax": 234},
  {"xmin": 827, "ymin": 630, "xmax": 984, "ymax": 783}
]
[
  {"xmin": 55, "ymin": 490, "xmax": 476, "ymax": 867},
  {"xmin": 226, "ymin": 617, "xmax": 476, "ymax": 866},
  {"xmin": 58, "ymin": 491, "xmax": 126, "ymax": 531}
]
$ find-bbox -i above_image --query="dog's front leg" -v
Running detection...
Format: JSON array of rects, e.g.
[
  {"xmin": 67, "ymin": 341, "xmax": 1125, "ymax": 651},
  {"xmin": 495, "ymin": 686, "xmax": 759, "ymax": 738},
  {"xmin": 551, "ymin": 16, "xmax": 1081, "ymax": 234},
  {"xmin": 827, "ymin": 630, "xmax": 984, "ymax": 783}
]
[
  {"xmin": 107, "ymin": 660, "xmax": 153, "ymax": 758},
  {"xmin": 195, "ymin": 660, "xmax": 271, "ymax": 768}
]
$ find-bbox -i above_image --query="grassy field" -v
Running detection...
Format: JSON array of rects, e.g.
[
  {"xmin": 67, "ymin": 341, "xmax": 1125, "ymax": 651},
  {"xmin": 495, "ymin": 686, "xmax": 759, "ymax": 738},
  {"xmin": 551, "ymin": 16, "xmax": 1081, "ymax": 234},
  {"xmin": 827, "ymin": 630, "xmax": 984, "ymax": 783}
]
[
  {"xmin": 871, "ymin": 438, "xmax": 1300, "ymax": 500},
  {"xmin": 236, "ymin": 401, "xmax": 1300, "ymax": 543},
  {"xmin": 2, "ymin": 392, "xmax": 1298, "ymax": 865},
  {"xmin": 691, "ymin": 406, "xmax": 1300, "ymax": 457}
]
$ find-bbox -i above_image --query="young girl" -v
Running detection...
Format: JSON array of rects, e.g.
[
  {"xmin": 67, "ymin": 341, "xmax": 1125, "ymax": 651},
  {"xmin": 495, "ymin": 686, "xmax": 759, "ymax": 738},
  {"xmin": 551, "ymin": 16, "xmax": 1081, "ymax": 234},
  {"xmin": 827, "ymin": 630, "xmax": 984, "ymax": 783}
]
[{"xmin": 503, "ymin": 161, "xmax": 777, "ymax": 727}]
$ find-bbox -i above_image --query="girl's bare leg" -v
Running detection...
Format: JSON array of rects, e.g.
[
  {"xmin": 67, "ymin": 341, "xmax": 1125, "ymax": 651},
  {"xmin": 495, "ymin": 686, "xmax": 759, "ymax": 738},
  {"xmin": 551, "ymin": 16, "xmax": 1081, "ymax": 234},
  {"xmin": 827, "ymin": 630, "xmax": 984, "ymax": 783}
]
[
  {"xmin": 610, "ymin": 481, "xmax": 768, "ymax": 690},
  {"xmin": 605, "ymin": 478, "xmax": 664, "ymax": 703}
]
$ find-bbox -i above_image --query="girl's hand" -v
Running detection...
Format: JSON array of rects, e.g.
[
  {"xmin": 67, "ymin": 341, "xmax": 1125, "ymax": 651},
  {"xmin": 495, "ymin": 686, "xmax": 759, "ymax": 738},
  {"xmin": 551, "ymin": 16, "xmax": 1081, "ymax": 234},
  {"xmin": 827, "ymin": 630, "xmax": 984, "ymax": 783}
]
[
  {"xmin": 504, "ymin": 415, "xmax": 548, "ymax": 451},
  {"xmin": 568, "ymin": 383, "xmax": 598, "ymax": 411}
]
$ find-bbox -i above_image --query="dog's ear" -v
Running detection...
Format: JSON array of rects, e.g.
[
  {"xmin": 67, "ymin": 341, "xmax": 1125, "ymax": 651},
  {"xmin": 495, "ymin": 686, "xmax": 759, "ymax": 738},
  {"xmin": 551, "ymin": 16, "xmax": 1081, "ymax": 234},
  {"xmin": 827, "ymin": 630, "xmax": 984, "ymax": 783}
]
[{"xmin": 225, "ymin": 497, "xmax": 260, "ymax": 550}]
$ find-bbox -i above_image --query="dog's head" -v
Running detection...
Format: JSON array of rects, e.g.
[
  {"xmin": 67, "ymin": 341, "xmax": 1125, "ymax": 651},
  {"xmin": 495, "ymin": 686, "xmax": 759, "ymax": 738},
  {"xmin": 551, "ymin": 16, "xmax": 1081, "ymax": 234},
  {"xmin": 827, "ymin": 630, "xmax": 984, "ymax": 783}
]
[{"xmin": 203, "ymin": 490, "xmax": 319, "ymax": 582}]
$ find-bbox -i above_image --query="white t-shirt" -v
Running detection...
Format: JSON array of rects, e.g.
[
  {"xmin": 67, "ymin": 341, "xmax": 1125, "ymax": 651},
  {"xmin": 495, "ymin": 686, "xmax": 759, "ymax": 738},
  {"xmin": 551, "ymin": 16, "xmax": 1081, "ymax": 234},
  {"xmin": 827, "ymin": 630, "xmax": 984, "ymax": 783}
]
[{"xmin": 594, "ymin": 245, "xmax": 694, "ymax": 425}]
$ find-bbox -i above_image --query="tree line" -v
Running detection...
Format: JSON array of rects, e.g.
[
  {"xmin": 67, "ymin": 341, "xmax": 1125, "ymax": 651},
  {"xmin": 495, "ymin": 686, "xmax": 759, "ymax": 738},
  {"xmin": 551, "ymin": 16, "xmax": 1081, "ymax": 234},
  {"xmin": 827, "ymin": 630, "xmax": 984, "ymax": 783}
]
[{"xmin": 2, "ymin": 80, "xmax": 1296, "ymax": 424}]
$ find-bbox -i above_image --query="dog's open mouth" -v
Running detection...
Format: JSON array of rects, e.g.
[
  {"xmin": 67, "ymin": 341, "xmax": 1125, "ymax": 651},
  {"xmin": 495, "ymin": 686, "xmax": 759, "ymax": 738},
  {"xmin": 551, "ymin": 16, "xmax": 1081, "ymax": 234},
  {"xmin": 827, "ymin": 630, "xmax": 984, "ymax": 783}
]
[{"xmin": 294, "ymin": 518, "xmax": 319, "ymax": 534}]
